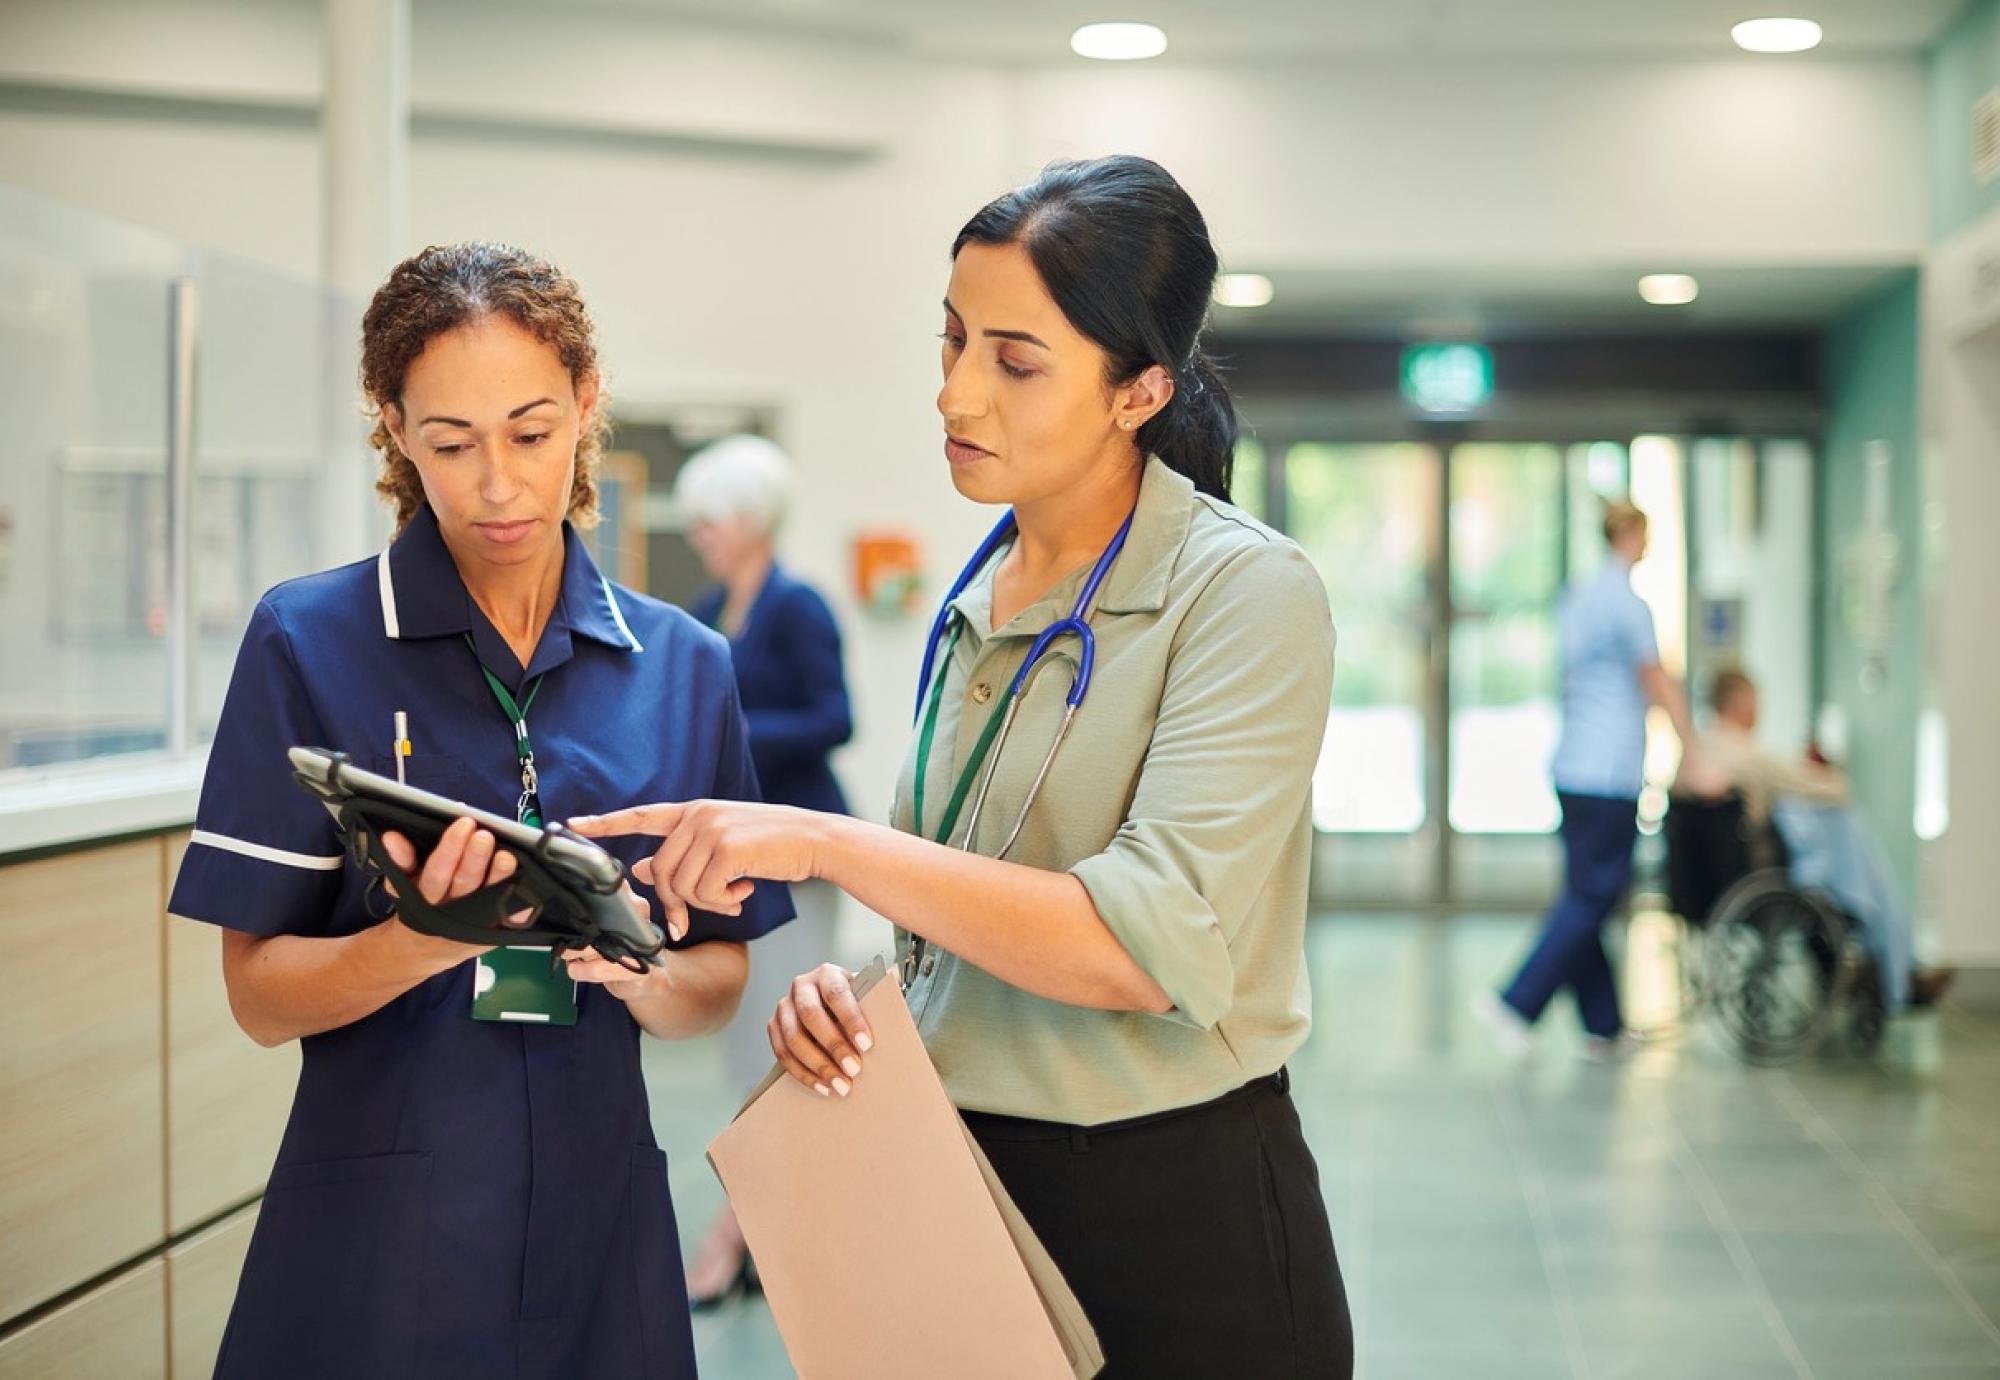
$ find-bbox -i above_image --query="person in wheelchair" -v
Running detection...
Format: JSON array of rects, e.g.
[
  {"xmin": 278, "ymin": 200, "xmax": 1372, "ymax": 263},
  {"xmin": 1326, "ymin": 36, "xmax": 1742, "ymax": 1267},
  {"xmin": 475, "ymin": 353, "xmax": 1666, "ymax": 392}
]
[{"xmin": 1694, "ymin": 668, "xmax": 1954, "ymax": 1013}]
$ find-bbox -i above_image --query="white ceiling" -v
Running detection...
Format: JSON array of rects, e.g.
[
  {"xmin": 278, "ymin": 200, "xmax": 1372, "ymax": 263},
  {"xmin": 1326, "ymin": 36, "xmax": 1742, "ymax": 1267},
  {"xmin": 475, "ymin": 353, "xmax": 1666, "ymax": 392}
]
[
  {"xmin": 471, "ymin": 0, "xmax": 1945, "ymax": 332},
  {"xmin": 520, "ymin": 0, "xmax": 1970, "ymax": 63}
]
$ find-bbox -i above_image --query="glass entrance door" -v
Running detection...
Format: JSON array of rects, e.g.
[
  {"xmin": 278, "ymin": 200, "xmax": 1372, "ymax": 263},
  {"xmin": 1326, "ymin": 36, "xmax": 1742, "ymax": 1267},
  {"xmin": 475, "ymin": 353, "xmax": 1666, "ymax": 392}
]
[
  {"xmin": 1446, "ymin": 444, "xmax": 1564, "ymax": 838},
  {"xmin": 1247, "ymin": 434, "xmax": 1687, "ymax": 906},
  {"xmin": 1275, "ymin": 441, "xmax": 1445, "ymax": 902}
]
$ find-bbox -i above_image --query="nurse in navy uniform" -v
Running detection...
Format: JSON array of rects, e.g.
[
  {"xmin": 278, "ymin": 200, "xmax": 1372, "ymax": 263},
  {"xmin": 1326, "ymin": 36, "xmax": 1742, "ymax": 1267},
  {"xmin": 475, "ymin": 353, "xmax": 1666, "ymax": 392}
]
[{"xmin": 168, "ymin": 242, "xmax": 790, "ymax": 1378}]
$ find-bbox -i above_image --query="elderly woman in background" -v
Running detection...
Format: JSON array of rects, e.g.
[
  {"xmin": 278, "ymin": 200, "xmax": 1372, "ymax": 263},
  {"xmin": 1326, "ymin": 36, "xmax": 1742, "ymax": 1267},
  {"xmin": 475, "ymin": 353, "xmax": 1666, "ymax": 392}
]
[{"xmin": 673, "ymin": 434, "xmax": 854, "ymax": 1306}]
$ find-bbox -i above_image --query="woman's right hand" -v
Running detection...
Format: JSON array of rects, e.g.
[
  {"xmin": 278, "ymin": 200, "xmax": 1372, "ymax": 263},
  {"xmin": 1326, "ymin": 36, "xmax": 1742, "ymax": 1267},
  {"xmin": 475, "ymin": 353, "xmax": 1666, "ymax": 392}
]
[
  {"xmin": 768, "ymin": 964, "xmax": 874, "ymax": 1099},
  {"xmin": 378, "ymin": 816, "xmax": 530, "ymax": 966}
]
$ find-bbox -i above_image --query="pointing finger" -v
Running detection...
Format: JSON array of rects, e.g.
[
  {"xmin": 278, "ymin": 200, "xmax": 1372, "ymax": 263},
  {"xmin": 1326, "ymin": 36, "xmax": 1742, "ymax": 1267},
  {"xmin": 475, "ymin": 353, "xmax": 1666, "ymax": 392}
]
[{"xmin": 567, "ymin": 803, "xmax": 686, "ymax": 839}]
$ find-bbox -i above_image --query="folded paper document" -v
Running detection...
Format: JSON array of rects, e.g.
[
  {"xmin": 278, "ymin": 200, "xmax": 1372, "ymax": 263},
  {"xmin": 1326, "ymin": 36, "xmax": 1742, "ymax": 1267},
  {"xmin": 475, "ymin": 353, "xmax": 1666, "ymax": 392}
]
[{"xmin": 708, "ymin": 959, "xmax": 1103, "ymax": 1380}]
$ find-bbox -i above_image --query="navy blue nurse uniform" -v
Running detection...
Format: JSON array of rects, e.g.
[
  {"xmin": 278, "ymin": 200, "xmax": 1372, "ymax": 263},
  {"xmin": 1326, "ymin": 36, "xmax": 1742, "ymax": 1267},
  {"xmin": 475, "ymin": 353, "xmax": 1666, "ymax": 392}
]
[
  {"xmin": 688, "ymin": 563, "xmax": 851, "ymax": 817},
  {"xmin": 169, "ymin": 504, "xmax": 791, "ymax": 1379}
]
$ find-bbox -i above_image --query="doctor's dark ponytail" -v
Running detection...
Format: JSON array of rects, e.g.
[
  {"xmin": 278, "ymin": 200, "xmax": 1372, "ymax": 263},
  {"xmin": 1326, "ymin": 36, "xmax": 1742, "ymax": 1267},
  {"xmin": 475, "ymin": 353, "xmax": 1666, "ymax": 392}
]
[
  {"xmin": 1143, "ymin": 351, "xmax": 1237, "ymax": 501},
  {"xmin": 953, "ymin": 156, "xmax": 1238, "ymax": 501}
]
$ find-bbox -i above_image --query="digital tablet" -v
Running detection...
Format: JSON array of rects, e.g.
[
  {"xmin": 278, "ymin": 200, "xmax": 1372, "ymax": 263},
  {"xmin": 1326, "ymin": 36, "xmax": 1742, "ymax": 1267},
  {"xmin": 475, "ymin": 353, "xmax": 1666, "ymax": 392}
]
[
  {"xmin": 288, "ymin": 745, "xmax": 624, "ymax": 890},
  {"xmin": 287, "ymin": 746, "xmax": 663, "ymax": 967}
]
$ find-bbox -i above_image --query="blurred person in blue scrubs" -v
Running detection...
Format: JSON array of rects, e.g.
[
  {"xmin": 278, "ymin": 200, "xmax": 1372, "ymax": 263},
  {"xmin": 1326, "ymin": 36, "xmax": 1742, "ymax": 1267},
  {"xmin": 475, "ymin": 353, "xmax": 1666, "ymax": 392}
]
[
  {"xmin": 170, "ymin": 243, "xmax": 789, "ymax": 1377},
  {"xmin": 1696, "ymin": 668, "xmax": 1954, "ymax": 1013},
  {"xmin": 674, "ymin": 434, "xmax": 854, "ymax": 1306},
  {"xmin": 1477, "ymin": 500, "xmax": 1712, "ymax": 1057}
]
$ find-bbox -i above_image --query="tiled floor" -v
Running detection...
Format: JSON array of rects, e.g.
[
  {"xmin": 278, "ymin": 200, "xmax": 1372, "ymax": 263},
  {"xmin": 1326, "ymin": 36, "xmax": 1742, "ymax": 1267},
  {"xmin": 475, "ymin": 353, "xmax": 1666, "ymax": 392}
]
[{"xmin": 643, "ymin": 912, "xmax": 2000, "ymax": 1378}]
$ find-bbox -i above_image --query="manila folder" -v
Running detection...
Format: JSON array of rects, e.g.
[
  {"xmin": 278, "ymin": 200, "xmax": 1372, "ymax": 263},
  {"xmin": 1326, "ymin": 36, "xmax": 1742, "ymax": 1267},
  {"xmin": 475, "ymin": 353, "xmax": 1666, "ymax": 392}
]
[{"xmin": 707, "ymin": 959, "xmax": 1104, "ymax": 1380}]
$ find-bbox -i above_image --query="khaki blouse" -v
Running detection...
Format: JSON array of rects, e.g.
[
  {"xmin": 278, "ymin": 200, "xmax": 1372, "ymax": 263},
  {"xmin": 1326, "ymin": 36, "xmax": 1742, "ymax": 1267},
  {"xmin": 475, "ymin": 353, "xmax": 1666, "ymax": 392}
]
[{"xmin": 891, "ymin": 457, "xmax": 1336, "ymax": 1125}]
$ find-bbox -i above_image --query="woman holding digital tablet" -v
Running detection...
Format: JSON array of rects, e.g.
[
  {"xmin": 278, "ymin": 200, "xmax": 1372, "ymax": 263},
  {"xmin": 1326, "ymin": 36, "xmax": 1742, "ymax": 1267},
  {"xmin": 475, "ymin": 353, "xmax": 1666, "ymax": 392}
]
[{"xmin": 169, "ymin": 242, "xmax": 790, "ymax": 1378}]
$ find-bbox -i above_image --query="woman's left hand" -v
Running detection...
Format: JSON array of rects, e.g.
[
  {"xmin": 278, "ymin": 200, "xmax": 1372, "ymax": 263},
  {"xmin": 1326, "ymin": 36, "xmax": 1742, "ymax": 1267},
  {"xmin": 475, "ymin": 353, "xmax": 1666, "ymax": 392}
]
[{"xmin": 569, "ymin": 800, "xmax": 828, "ymax": 927}]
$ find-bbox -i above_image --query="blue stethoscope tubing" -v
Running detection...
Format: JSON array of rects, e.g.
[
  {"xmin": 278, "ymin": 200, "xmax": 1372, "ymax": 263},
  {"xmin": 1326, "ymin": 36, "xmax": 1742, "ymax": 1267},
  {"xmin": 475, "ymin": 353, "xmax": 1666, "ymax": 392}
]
[{"xmin": 912, "ymin": 506, "xmax": 1136, "ymax": 857}]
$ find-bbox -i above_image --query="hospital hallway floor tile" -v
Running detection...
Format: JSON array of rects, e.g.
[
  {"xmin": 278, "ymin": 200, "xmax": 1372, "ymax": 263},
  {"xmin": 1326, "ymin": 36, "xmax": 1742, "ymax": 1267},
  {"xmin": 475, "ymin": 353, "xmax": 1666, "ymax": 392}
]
[{"xmin": 644, "ymin": 911, "xmax": 2000, "ymax": 1379}]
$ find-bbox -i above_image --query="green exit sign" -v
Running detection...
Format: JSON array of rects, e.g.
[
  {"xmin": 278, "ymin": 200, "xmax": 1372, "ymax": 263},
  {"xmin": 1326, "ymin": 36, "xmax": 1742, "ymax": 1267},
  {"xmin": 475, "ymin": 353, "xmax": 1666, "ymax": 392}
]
[{"xmin": 1401, "ymin": 343, "xmax": 1493, "ymax": 414}]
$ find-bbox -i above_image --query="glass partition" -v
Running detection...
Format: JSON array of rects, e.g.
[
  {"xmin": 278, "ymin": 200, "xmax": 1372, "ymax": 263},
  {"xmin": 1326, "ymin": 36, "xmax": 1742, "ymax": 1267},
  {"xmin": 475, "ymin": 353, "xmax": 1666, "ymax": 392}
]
[
  {"xmin": 0, "ymin": 186, "xmax": 367, "ymax": 782},
  {"xmin": 190, "ymin": 252, "xmax": 363, "ymax": 742},
  {"xmin": 0, "ymin": 190, "xmax": 183, "ymax": 770}
]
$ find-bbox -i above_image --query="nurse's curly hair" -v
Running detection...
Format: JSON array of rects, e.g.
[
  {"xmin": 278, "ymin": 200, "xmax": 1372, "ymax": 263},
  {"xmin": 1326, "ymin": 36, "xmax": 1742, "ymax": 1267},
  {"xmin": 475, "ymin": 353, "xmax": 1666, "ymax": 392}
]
[{"xmin": 361, "ymin": 242, "xmax": 608, "ymax": 532}]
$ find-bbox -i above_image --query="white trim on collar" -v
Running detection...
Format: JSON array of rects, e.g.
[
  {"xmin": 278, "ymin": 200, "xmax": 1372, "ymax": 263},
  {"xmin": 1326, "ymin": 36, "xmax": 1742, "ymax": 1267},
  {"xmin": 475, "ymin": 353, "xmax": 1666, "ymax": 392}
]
[
  {"xmin": 600, "ymin": 575, "xmax": 644, "ymax": 652},
  {"xmin": 378, "ymin": 548, "xmax": 400, "ymax": 639}
]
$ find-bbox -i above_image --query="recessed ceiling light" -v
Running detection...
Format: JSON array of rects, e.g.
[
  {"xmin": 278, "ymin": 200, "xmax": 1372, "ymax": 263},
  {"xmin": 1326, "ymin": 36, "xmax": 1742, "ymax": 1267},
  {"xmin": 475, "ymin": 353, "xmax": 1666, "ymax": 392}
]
[
  {"xmin": 1730, "ymin": 18, "xmax": 1824, "ymax": 53},
  {"xmin": 1639, "ymin": 273, "xmax": 1700, "ymax": 306},
  {"xmin": 1213, "ymin": 273, "xmax": 1274, "ymax": 308},
  {"xmin": 1070, "ymin": 22, "xmax": 1168, "ymax": 61}
]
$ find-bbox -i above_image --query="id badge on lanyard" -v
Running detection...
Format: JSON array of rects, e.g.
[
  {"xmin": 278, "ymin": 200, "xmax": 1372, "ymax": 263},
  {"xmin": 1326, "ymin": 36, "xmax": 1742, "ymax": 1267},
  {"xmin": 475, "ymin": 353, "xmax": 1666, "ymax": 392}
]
[
  {"xmin": 466, "ymin": 639, "xmax": 579, "ymax": 1026},
  {"xmin": 472, "ymin": 946, "xmax": 578, "ymax": 1025}
]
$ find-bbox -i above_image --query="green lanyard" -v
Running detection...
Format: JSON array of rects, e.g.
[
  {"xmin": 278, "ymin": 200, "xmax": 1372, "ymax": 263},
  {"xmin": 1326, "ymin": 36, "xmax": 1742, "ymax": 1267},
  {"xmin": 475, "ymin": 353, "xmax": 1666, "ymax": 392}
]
[
  {"xmin": 466, "ymin": 636, "xmax": 546, "ymax": 826},
  {"xmin": 911, "ymin": 619, "xmax": 1017, "ymax": 847}
]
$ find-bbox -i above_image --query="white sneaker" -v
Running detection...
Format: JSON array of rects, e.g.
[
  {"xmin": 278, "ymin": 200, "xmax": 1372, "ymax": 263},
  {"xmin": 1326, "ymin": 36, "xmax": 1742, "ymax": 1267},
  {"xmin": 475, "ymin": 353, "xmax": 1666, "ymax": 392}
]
[
  {"xmin": 1581, "ymin": 1031, "xmax": 1643, "ymax": 1063},
  {"xmin": 1472, "ymin": 990, "xmax": 1535, "ymax": 1058}
]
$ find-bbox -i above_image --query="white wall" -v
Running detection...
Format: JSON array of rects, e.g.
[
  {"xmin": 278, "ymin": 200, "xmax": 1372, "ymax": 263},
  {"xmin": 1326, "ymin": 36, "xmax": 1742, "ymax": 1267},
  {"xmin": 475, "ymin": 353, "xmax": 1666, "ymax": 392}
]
[
  {"xmin": 0, "ymin": 0, "xmax": 1936, "ymax": 822},
  {"xmin": 1010, "ymin": 57, "xmax": 1928, "ymax": 271},
  {"xmin": 1923, "ymin": 206, "xmax": 2000, "ymax": 965}
]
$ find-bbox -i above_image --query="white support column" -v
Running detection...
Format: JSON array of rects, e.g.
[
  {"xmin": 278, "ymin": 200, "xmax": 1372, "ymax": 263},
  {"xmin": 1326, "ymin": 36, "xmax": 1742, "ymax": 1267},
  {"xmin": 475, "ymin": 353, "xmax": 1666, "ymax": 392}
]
[
  {"xmin": 165, "ymin": 276, "xmax": 199, "ymax": 757},
  {"xmin": 320, "ymin": 0, "xmax": 409, "ymax": 561},
  {"xmin": 322, "ymin": 0, "xmax": 408, "ymax": 303}
]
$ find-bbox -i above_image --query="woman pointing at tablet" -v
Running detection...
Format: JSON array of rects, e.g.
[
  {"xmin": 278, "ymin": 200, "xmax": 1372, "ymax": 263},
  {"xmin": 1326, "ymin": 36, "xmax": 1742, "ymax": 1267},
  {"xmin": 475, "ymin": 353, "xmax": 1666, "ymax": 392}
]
[
  {"xmin": 169, "ymin": 242, "xmax": 789, "ymax": 1378},
  {"xmin": 577, "ymin": 157, "xmax": 1352, "ymax": 1377}
]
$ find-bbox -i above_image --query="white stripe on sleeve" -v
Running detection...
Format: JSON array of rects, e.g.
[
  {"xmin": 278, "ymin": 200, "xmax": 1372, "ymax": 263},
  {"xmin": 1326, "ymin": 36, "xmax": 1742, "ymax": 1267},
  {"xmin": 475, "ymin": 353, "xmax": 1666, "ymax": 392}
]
[{"xmin": 190, "ymin": 830, "xmax": 345, "ymax": 871}]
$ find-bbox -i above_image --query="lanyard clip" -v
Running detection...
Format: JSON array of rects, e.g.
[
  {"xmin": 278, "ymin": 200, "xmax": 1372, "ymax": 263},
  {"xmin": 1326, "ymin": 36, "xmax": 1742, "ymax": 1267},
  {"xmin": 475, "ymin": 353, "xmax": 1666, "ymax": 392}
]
[{"xmin": 517, "ymin": 753, "xmax": 543, "ymax": 827}]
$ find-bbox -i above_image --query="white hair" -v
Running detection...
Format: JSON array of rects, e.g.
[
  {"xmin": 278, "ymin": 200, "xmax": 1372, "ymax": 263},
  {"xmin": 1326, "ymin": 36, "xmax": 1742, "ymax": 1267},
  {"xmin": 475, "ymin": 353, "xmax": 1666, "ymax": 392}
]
[{"xmin": 674, "ymin": 434, "xmax": 795, "ymax": 536}]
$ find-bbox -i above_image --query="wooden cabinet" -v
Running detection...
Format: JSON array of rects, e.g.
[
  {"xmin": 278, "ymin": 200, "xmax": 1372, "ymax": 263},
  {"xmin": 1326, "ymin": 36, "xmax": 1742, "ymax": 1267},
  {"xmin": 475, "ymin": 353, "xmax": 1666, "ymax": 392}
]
[
  {"xmin": 0, "ymin": 1261, "xmax": 166, "ymax": 1379},
  {"xmin": 165, "ymin": 1205, "xmax": 256, "ymax": 1379},
  {"xmin": 0, "ymin": 842, "xmax": 165, "ymax": 1324},
  {"xmin": 0, "ymin": 831, "xmax": 300, "ymax": 1354},
  {"xmin": 162, "ymin": 835, "xmax": 296, "ymax": 1233}
]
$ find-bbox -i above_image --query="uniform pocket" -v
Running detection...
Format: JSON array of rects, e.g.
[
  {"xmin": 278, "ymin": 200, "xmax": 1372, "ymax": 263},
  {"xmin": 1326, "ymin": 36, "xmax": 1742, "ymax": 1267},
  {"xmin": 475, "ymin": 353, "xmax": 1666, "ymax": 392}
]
[
  {"xmin": 368, "ymin": 752, "xmax": 474, "ymax": 800},
  {"xmin": 1253, "ymin": 1119, "xmax": 1300, "ymax": 1346},
  {"xmin": 629, "ymin": 1146, "xmax": 696, "ymax": 1375},
  {"xmin": 217, "ymin": 1152, "xmax": 432, "ymax": 1380},
  {"xmin": 1250, "ymin": 1093, "xmax": 1353, "ymax": 1379}
]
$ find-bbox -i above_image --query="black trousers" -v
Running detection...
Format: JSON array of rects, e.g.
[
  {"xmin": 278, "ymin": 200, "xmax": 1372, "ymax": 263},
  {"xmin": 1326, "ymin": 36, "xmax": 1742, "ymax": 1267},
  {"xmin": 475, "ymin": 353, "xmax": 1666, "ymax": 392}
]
[{"xmin": 964, "ymin": 1071, "xmax": 1352, "ymax": 1379}]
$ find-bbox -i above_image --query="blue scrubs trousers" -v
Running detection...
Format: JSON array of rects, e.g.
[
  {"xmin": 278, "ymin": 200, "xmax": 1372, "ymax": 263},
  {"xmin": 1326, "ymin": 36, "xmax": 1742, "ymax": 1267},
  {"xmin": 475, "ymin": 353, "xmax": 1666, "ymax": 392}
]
[{"xmin": 1501, "ymin": 791, "xmax": 1638, "ymax": 1038}]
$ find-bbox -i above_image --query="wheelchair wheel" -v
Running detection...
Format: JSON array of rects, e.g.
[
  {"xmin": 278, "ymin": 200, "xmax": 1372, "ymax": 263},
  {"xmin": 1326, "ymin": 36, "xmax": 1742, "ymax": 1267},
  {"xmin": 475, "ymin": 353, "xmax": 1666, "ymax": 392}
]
[{"xmin": 1703, "ymin": 871, "xmax": 1847, "ymax": 1064}]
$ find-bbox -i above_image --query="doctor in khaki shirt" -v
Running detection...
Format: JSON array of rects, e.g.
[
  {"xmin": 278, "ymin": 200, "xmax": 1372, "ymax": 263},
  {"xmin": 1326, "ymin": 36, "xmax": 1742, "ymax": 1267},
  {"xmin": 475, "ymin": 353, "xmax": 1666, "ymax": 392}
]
[{"xmin": 576, "ymin": 156, "xmax": 1352, "ymax": 1378}]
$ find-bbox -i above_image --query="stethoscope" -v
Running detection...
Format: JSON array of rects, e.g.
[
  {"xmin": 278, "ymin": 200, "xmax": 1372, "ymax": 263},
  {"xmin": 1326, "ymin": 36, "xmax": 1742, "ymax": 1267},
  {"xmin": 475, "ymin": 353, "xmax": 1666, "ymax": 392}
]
[{"xmin": 909, "ymin": 506, "xmax": 1136, "ymax": 863}]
